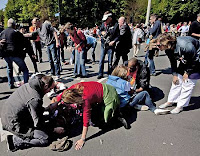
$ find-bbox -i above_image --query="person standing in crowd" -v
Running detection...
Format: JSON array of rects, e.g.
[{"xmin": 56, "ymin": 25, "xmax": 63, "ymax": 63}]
[
  {"xmin": 178, "ymin": 22, "xmax": 189, "ymax": 36},
  {"xmin": 1, "ymin": 74, "xmax": 59, "ymax": 152},
  {"xmin": 19, "ymin": 26, "xmax": 39, "ymax": 74},
  {"xmin": 97, "ymin": 11, "xmax": 119, "ymax": 79},
  {"xmin": 65, "ymin": 22, "xmax": 87, "ymax": 78},
  {"xmin": 188, "ymin": 13, "xmax": 200, "ymax": 40},
  {"xmin": 132, "ymin": 24, "xmax": 144, "ymax": 57},
  {"xmin": 58, "ymin": 25, "xmax": 67, "ymax": 64},
  {"xmin": 29, "ymin": 18, "xmax": 43, "ymax": 63},
  {"xmin": 112, "ymin": 16, "xmax": 132, "ymax": 69},
  {"xmin": 35, "ymin": 19, "xmax": 60, "ymax": 79},
  {"xmin": 155, "ymin": 33, "xmax": 200, "ymax": 114},
  {"xmin": 85, "ymin": 34, "xmax": 97, "ymax": 65},
  {"xmin": 0, "ymin": 18, "xmax": 29, "ymax": 89},
  {"xmin": 145, "ymin": 14, "xmax": 161, "ymax": 76}
]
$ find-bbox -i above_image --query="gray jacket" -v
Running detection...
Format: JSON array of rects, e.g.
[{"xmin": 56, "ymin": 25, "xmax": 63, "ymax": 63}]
[{"xmin": 1, "ymin": 76, "xmax": 45, "ymax": 138}]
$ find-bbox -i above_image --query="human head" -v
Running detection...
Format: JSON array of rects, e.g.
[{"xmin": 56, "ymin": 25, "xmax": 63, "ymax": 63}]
[
  {"xmin": 102, "ymin": 11, "xmax": 112, "ymax": 25},
  {"xmin": 62, "ymin": 88, "xmax": 83, "ymax": 104},
  {"xmin": 197, "ymin": 13, "xmax": 200, "ymax": 22},
  {"xmin": 111, "ymin": 65, "xmax": 128, "ymax": 80},
  {"xmin": 34, "ymin": 74, "xmax": 56, "ymax": 94},
  {"xmin": 19, "ymin": 26, "xmax": 26, "ymax": 34},
  {"xmin": 183, "ymin": 22, "xmax": 187, "ymax": 26},
  {"xmin": 32, "ymin": 17, "xmax": 40, "ymax": 27},
  {"xmin": 7, "ymin": 18, "xmax": 16, "ymax": 28},
  {"xmin": 150, "ymin": 14, "xmax": 158, "ymax": 24},
  {"xmin": 155, "ymin": 33, "xmax": 176, "ymax": 51},
  {"xmin": 118, "ymin": 17, "xmax": 125, "ymax": 28},
  {"xmin": 128, "ymin": 58, "xmax": 138, "ymax": 73},
  {"xmin": 64, "ymin": 22, "xmax": 74, "ymax": 34}
]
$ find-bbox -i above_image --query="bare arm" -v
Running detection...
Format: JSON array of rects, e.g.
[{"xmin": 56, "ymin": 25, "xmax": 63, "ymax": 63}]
[
  {"xmin": 54, "ymin": 31, "xmax": 60, "ymax": 48},
  {"xmin": 75, "ymin": 126, "xmax": 88, "ymax": 150}
]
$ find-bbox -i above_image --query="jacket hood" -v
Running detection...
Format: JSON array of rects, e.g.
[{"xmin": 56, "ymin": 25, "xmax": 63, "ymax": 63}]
[{"xmin": 29, "ymin": 76, "xmax": 44, "ymax": 97}]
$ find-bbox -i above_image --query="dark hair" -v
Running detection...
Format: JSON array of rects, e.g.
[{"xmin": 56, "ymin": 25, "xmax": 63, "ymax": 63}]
[
  {"xmin": 150, "ymin": 14, "xmax": 158, "ymax": 20},
  {"xmin": 41, "ymin": 75, "xmax": 54, "ymax": 88}
]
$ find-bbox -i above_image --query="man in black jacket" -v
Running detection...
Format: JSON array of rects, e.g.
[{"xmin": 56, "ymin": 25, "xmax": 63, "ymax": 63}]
[
  {"xmin": 124, "ymin": 58, "xmax": 150, "ymax": 92},
  {"xmin": 1, "ymin": 74, "xmax": 59, "ymax": 152},
  {"xmin": 97, "ymin": 11, "xmax": 119, "ymax": 79},
  {"xmin": 112, "ymin": 17, "xmax": 132, "ymax": 69},
  {"xmin": 0, "ymin": 18, "xmax": 29, "ymax": 89}
]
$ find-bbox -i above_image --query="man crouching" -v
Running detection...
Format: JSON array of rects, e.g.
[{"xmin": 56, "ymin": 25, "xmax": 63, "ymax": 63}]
[{"xmin": 1, "ymin": 74, "xmax": 58, "ymax": 152}]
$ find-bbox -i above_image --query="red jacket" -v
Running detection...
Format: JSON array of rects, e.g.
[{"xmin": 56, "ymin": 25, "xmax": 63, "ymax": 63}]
[{"xmin": 56, "ymin": 82, "xmax": 103, "ymax": 127}]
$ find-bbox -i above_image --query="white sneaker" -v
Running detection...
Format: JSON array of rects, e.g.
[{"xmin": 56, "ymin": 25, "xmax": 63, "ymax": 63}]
[
  {"xmin": 170, "ymin": 107, "xmax": 183, "ymax": 114},
  {"xmin": 134, "ymin": 104, "xmax": 149, "ymax": 111},
  {"xmin": 154, "ymin": 109, "xmax": 170, "ymax": 115},
  {"xmin": 159, "ymin": 102, "xmax": 173, "ymax": 109}
]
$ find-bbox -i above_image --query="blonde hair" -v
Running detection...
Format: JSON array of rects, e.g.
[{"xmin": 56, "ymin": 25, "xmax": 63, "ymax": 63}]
[
  {"xmin": 111, "ymin": 65, "xmax": 128, "ymax": 80},
  {"xmin": 156, "ymin": 33, "xmax": 176, "ymax": 49},
  {"xmin": 62, "ymin": 84, "xmax": 84, "ymax": 104}
]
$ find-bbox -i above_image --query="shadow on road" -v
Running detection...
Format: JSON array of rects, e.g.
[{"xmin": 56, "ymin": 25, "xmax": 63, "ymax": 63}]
[
  {"xmin": 150, "ymin": 86, "xmax": 165, "ymax": 102},
  {"xmin": 184, "ymin": 96, "xmax": 200, "ymax": 112}
]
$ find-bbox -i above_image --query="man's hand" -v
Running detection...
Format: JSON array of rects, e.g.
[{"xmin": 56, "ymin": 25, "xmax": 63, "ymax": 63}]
[
  {"xmin": 172, "ymin": 75, "xmax": 179, "ymax": 85},
  {"xmin": 183, "ymin": 72, "xmax": 188, "ymax": 82},
  {"xmin": 56, "ymin": 42, "xmax": 60, "ymax": 48},
  {"xmin": 54, "ymin": 127, "xmax": 65, "ymax": 134},
  {"xmin": 109, "ymin": 41, "xmax": 115, "ymax": 46},
  {"xmin": 75, "ymin": 44, "xmax": 80, "ymax": 50},
  {"xmin": 0, "ymin": 39, "xmax": 6, "ymax": 46},
  {"xmin": 101, "ymin": 31, "xmax": 106, "ymax": 36}
]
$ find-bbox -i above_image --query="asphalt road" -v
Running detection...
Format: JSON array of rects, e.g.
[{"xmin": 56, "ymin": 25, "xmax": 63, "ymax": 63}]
[{"xmin": 0, "ymin": 41, "xmax": 200, "ymax": 156}]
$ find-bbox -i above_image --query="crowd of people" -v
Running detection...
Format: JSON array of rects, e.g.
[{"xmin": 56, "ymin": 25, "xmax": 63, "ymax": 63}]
[{"xmin": 0, "ymin": 11, "xmax": 200, "ymax": 153}]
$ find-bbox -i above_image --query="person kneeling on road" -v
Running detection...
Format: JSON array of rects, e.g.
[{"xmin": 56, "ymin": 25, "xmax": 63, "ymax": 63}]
[{"xmin": 1, "ymin": 74, "xmax": 66, "ymax": 152}]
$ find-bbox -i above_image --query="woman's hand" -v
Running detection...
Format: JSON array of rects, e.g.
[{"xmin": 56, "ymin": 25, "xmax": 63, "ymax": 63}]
[
  {"xmin": 172, "ymin": 75, "xmax": 179, "ymax": 85},
  {"xmin": 75, "ymin": 139, "xmax": 85, "ymax": 150}
]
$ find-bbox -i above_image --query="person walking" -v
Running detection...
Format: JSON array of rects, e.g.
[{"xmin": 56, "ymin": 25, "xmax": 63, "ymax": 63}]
[{"xmin": 0, "ymin": 18, "xmax": 29, "ymax": 89}]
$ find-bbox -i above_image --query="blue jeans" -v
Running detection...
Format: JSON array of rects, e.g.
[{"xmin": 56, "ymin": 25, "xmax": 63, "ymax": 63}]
[
  {"xmin": 46, "ymin": 43, "xmax": 60, "ymax": 76},
  {"xmin": 70, "ymin": 49, "xmax": 75, "ymax": 63},
  {"xmin": 145, "ymin": 50, "xmax": 155, "ymax": 74},
  {"xmin": 86, "ymin": 41, "xmax": 97, "ymax": 62},
  {"xmin": 98, "ymin": 40, "xmax": 113, "ymax": 76},
  {"xmin": 56, "ymin": 47, "xmax": 62, "ymax": 72},
  {"xmin": 4, "ymin": 57, "xmax": 29, "ymax": 87},
  {"xmin": 129, "ymin": 91, "xmax": 156, "ymax": 112},
  {"xmin": 74, "ymin": 49, "xmax": 86, "ymax": 76}
]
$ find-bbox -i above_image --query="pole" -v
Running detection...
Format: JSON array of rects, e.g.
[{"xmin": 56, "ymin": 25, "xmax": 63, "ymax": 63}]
[
  {"xmin": 145, "ymin": 0, "xmax": 151, "ymax": 26},
  {"xmin": 58, "ymin": 0, "xmax": 61, "ymax": 24}
]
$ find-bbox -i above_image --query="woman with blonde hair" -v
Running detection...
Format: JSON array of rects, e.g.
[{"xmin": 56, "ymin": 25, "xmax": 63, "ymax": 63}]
[
  {"xmin": 56, "ymin": 81, "xmax": 127, "ymax": 150},
  {"xmin": 156, "ymin": 33, "xmax": 200, "ymax": 114}
]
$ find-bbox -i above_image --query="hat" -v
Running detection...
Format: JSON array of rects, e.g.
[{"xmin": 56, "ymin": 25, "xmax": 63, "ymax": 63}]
[{"xmin": 102, "ymin": 13, "xmax": 112, "ymax": 21}]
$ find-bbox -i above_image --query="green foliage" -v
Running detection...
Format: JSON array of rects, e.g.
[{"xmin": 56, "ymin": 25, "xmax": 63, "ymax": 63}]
[{"xmin": 3, "ymin": 0, "xmax": 200, "ymax": 28}]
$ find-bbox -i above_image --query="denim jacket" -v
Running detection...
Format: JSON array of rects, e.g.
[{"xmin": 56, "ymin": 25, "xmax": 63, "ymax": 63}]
[
  {"xmin": 106, "ymin": 75, "xmax": 131, "ymax": 108},
  {"xmin": 169, "ymin": 36, "xmax": 200, "ymax": 76}
]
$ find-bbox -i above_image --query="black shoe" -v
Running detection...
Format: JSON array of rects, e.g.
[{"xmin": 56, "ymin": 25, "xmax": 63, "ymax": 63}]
[
  {"xmin": 97, "ymin": 75, "xmax": 103, "ymax": 79},
  {"xmin": 7, "ymin": 135, "xmax": 18, "ymax": 152},
  {"xmin": 80, "ymin": 75, "xmax": 87, "ymax": 78},
  {"xmin": 9, "ymin": 85, "xmax": 17, "ymax": 89},
  {"xmin": 118, "ymin": 117, "xmax": 129, "ymax": 129}
]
